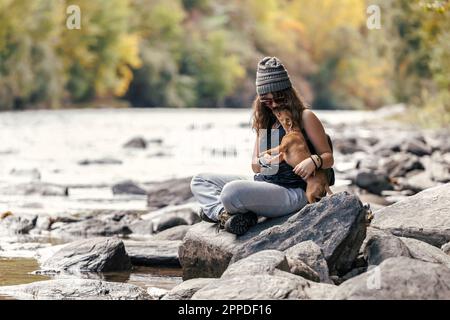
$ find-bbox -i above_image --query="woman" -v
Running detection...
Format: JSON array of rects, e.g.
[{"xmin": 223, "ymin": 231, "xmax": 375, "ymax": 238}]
[{"xmin": 190, "ymin": 56, "xmax": 334, "ymax": 235}]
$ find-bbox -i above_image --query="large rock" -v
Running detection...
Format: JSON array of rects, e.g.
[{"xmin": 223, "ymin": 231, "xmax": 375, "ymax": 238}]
[
  {"xmin": 371, "ymin": 183, "xmax": 450, "ymax": 247},
  {"xmin": 400, "ymin": 237, "xmax": 450, "ymax": 268},
  {"xmin": 141, "ymin": 203, "xmax": 200, "ymax": 232},
  {"xmin": 41, "ymin": 237, "xmax": 132, "ymax": 273},
  {"xmin": 0, "ymin": 214, "xmax": 37, "ymax": 236},
  {"xmin": 0, "ymin": 279, "xmax": 149, "ymax": 300},
  {"xmin": 179, "ymin": 192, "xmax": 367, "ymax": 279},
  {"xmin": 192, "ymin": 272, "xmax": 337, "ymax": 300},
  {"xmin": 284, "ymin": 241, "xmax": 332, "ymax": 283},
  {"xmin": 124, "ymin": 240, "xmax": 181, "ymax": 266},
  {"xmin": 363, "ymin": 228, "xmax": 411, "ymax": 265},
  {"xmin": 152, "ymin": 225, "xmax": 191, "ymax": 241},
  {"xmin": 161, "ymin": 278, "xmax": 218, "ymax": 300},
  {"xmin": 146, "ymin": 177, "xmax": 194, "ymax": 209},
  {"xmin": 50, "ymin": 218, "xmax": 132, "ymax": 238},
  {"xmin": 112, "ymin": 180, "xmax": 147, "ymax": 195},
  {"xmin": 332, "ymin": 257, "xmax": 450, "ymax": 299},
  {"xmin": 123, "ymin": 136, "xmax": 147, "ymax": 149},
  {"xmin": 221, "ymin": 250, "xmax": 290, "ymax": 279},
  {"xmin": 355, "ymin": 171, "xmax": 393, "ymax": 195}
]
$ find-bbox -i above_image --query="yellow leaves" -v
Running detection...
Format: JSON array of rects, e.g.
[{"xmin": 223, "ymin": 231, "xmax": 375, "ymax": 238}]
[{"xmin": 114, "ymin": 33, "xmax": 142, "ymax": 96}]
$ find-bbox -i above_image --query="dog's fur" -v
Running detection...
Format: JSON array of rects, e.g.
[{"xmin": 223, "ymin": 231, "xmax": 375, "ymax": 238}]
[{"xmin": 259, "ymin": 108, "xmax": 332, "ymax": 203}]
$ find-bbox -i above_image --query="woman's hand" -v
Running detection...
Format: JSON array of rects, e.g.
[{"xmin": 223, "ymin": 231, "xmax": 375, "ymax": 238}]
[{"xmin": 293, "ymin": 158, "xmax": 316, "ymax": 180}]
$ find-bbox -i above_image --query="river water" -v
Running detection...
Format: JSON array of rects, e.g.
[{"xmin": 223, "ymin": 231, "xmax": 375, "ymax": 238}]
[{"xmin": 0, "ymin": 107, "xmax": 386, "ymax": 297}]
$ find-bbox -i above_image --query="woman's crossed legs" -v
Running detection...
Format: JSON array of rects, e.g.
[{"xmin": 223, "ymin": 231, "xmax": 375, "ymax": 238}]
[{"xmin": 190, "ymin": 172, "xmax": 308, "ymax": 221}]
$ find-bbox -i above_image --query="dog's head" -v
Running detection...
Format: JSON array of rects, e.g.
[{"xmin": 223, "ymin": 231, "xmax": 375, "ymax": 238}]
[{"xmin": 273, "ymin": 107, "xmax": 297, "ymax": 132}]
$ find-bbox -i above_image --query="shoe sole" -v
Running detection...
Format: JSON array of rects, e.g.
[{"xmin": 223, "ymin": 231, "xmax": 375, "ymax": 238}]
[{"xmin": 225, "ymin": 213, "xmax": 257, "ymax": 235}]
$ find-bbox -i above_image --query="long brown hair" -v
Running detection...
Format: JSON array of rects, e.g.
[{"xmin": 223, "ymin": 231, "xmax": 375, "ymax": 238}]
[{"xmin": 251, "ymin": 87, "xmax": 309, "ymax": 135}]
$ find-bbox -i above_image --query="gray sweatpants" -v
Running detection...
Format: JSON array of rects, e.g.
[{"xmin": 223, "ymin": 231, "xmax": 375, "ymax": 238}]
[{"xmin": 190, "ymin": 172, "xmax": 308, "ymax": 221}]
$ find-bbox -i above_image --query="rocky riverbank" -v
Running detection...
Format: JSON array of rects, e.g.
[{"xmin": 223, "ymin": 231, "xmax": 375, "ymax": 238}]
[{"xmin": 1, "ymin": 109, "xmax": 449, "ymax": 300}]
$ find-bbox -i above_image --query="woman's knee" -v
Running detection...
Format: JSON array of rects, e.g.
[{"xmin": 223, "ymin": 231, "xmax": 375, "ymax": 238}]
[
  {"xmin": 220, "ymin": 180, "xmax": 247, "ymax": 211},
  {"xmin": 190, "ymin": 172, "xmax": 213, "ymax": 194}
]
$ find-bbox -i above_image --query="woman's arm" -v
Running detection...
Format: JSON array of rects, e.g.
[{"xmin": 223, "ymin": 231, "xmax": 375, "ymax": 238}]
[
  {"xmin": 302, "ymin": 109, "xmax": 334, "ymax": 169},
  {"xmin": 251, "ymin": 134, "xmax": 261, "ymax": 173}
]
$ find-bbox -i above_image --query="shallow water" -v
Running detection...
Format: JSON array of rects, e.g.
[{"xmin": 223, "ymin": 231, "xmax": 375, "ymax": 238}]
[{"xmin": 0, "ymin": 257, "xmax": 183, "ymax": 300}]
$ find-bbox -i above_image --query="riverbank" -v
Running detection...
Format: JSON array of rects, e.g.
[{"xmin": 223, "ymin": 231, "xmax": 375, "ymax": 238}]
[{"xmin": 1, "ymin": 107, "xmax": 448, "ymax": 299}]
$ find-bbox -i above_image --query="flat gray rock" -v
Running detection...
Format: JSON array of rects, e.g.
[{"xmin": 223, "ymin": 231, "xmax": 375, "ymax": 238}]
[
  {"xmin": 146, "ymin": 177, "xmax": 194, "ymax": 209},
  {"xmin": 221, "ymin": 250, "xmax": 289, "ymax": 279},
  {"xmin": 152, "ymin": 225, "xmax": 191, "ymax": 241},
  {"xmin": 41, "ymin": 237, "xmax": 131, "ymax": 272},
  {"xmin": 50, "ymin": 218, "xmax": 132, "ymax": 238},
  {"xmin": 0, "ymin": 279, "xmax": 149, "ymax": 300},
  {"xmin": 332, "ymin": 257, "xmax": 450, "ymax": 299},
  {"xmin": 124, "ymin": 240, "xmax": 181, "ymax": 266},
  {"xmin": 192, "ymin": 272, "xmax": 337, "ymax": 300},
  {"xmin": 371, "ymin": 183, "xmax": 450, "ymax": 247},
  {"xmin": 161, "ymin": 278, "xmax": 218, "ymax": 300}
]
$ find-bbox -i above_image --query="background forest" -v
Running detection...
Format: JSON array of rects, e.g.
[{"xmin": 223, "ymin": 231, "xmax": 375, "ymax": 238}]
[{"xmin": 0, "ymin": 0, "xmax": 449, "ymax": 126}]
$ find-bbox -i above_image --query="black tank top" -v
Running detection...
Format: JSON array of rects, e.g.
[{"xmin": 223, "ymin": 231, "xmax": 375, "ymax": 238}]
[{"xmin": 254, "ymin": 120, "xmax": 314, "ymax": 190}]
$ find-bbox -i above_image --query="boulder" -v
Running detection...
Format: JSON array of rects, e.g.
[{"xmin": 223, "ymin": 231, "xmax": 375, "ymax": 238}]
[
  {"xmin": 124, "ymin": 240, "xmax": 181, "ymax": 266},
  {"xmin": 283, "ymin": 258, "xmax": 320, "ymax": 282},
  {"xmin": 161, "ymin": 278, "xmax": 218, "ymax": 300},
  {"xmin": 332, "ymin": 257, "xmax": 450, "ymax": 299},
  {"xmin": 179, "ymin": 192, "xmax": 367, "ymax": 279},
  {"xmin": 363, "ymin": 229, "xmax": 411, "ymax": 265},
  {"xmin": 221, "ymin": 250, "xmax": 290, "ymax": 279},
  {"xmin": 146, "ymin": 177, "xmax": 194, "ymax": 209},
  {"xmin": 142, "ymin": 204, "xmax": 200, "ymax": 233},
  {"xmin": 192, "ymin": 272, "xmax": 337, "ymax": 300},
  {"xmin": 399, "ymin": 237, "xmax": 450, "ymax": 268},
  {"xmin": 0, "ymin": 214, "xmax": 37, "ymax": 236},
  {"xmin": 371, "ymin": 183, "xmax": 450, "ymax": 247},
  {"xmin": 152, "ymin": 225, "xmax": 191, "ymax": 241},
  {"xmin": 123, "ymin": 137, "xmax": 147, "ymax": 149},
  {"xmin": 284, "ymin": 241, "xmax": 332, "ymax": 283},
  {"xmin": 41, "ymin": 237, "xmax": 132, "ymax": 273},
  {"xmin": 0, "ymin": 279, "xmax": 149, "ymax": 300},
  {"xmin": 112, "ymin": 180, "xmax": 147, "ymax": 195},
  {"xmin": 355, "ymin": 171, "xmax": 393, "ymax": 195},
  {"xmin": 128, "ymin": 219, "xmax": 154, "ymax": 235},
  {"xmin": 402, "ymin": 139, "xmax": 432, "ymax": 156},
  {"xmin": 50, "ymin": 218, "xmax": 132, "ymax": 238}
]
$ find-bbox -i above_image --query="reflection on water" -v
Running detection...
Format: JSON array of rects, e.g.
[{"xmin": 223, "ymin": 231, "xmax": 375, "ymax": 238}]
[
  {"xmin": 103, "ymin": 266, "xmax": 183, "ymax": 290},
  {"xmin": 0, "ymin": 258, "xmax": 50, "ymax": 286},
  {"xmin": 0, "ymin": 257, "xmax": 183, "ymax": 299},
  {"xmin": 0, "ymin": 258, "xmax": 51, "ymax": 300}
]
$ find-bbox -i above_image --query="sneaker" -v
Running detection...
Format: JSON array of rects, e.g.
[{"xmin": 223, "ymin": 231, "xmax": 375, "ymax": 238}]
[
  {"xmin": 198, "ymin": 208, "xmax": 217, "ymax": 223},
  {"xmin": 218, "ymin": 210, "xmax": 258, "ymax": 235}
]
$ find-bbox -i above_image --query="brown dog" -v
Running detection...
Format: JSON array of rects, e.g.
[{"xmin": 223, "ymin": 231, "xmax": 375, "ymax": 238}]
[{"xmin": 259, "ymin": 108, "xmax": 332, "ymax": 203}]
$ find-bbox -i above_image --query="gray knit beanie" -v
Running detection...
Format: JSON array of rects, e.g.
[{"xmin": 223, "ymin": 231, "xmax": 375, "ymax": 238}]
[{"xmin": 255, "ymin": 56, "xmax": 292, "ymax": 95}]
